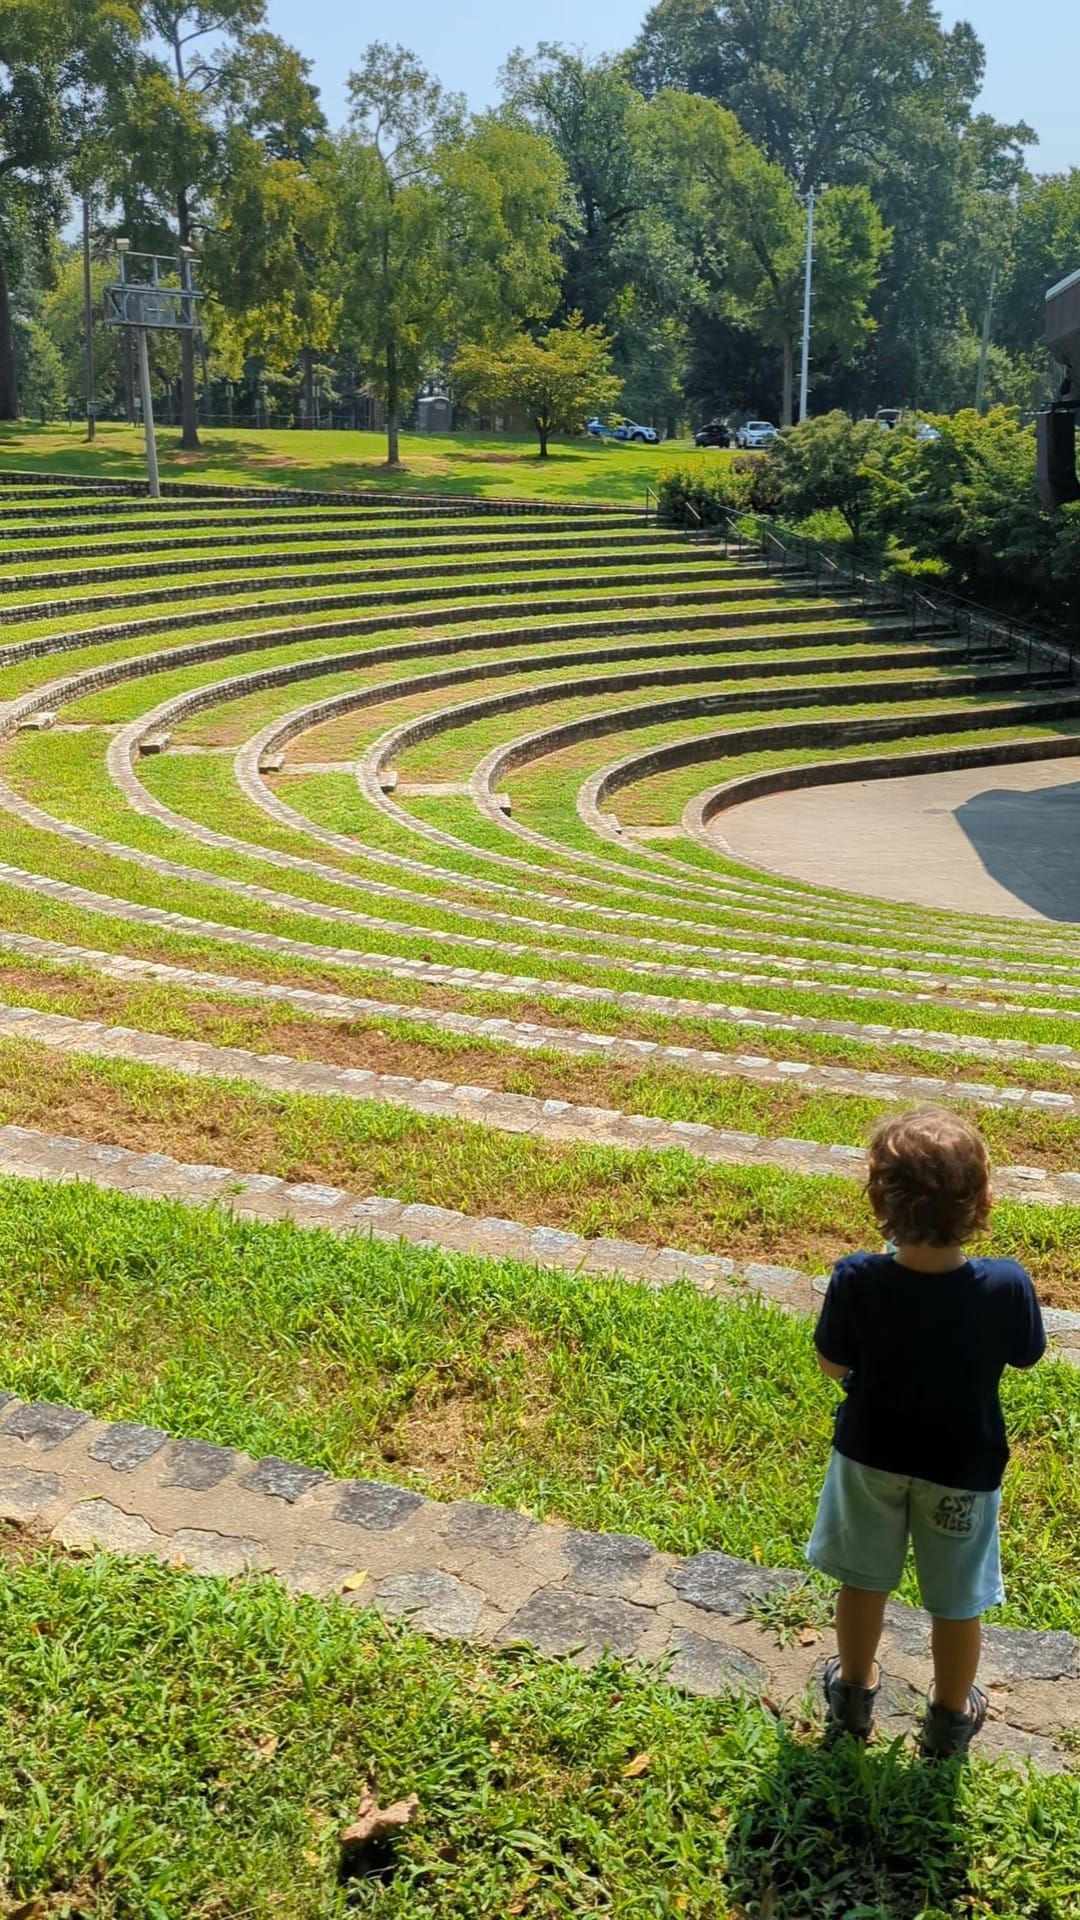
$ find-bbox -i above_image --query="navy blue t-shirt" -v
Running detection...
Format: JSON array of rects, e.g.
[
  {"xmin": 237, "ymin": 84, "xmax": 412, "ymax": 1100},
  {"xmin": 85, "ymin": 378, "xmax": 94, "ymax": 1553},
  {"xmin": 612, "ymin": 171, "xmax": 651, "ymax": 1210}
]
[{"xmin": 814, "ymin": 1251, "xmax": 1046, "ymax": 1491}]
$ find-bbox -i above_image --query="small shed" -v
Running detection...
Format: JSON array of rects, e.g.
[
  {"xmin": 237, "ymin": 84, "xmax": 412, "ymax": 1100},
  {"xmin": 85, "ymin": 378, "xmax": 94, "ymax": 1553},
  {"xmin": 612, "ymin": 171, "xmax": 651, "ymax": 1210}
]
[{"xmin": 418, "ymin": 393, "xmax": 453, "ymax": 433}]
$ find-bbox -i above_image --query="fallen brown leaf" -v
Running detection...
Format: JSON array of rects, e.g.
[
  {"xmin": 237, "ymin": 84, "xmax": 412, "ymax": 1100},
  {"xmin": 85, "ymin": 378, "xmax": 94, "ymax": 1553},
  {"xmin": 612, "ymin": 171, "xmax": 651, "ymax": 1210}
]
[
  {"xmin": 798, "ymin": 1628, "xmax": 820, "ymax": 1647},
  {"xmin": 623, "ymin": 1751, "xmax": 651, "ymax": 1778},
  {"xmin": 338, "ymin": 1789, "xmax": 422, "ymax": 1883},
  {"xmin": 340, "ymin": 1790, "xmax": 421, "ymax": 1850}
]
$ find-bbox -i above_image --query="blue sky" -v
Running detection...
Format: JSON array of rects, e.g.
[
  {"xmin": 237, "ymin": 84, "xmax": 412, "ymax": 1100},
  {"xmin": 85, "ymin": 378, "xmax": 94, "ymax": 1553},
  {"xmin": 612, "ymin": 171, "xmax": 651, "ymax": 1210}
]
[{"xmin": 266, "ymin": 0, "xmax": 1078, "ymax": 174}]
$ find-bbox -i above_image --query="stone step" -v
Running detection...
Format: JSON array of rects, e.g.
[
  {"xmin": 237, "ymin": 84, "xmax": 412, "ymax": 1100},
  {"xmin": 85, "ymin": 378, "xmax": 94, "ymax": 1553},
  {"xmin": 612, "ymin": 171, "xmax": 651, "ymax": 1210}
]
[
  {"xmin": 4, "ymin": 857, "xmax": 1080, "ymax": 1037},
  {"xmin": 1, "ymin": 1001, "xmax": 1079, "ymax": 1205},
  {"xmin": 0, "ymin": 1390, "xmax": 1071, "ymax": 1767},
  {"xmin": 0, "ymin": 1122, "xmax": 1077, "ymax": 1355},
  {"xmin": 4, "ymin": 922, "xmax": 1078, "ymax": 1077}
]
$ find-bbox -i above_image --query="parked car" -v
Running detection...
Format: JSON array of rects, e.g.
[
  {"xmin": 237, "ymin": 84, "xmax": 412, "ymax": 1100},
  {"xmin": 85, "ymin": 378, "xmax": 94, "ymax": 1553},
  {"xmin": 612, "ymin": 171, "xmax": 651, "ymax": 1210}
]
[
  {"xmin": 736, "ymin": 419, "xmax": 779, "ymax": 449},
  {"xmin": 614, "ymin": 417, "xmax": 660, "ymax": 443},
  {"xmin": 586, "ymin": 416, "xmax": 660, "ymax": 443},
  {"xmin": 695, "ymin": 417, "xmax": 733, "ymax": 447},
  {"xmin": 873, "ymin": 407, "xmax": 904, "ymax": 429},
  {"xmin": 914, "ymin": 420, "xmax": 941, "ymax": 442}
]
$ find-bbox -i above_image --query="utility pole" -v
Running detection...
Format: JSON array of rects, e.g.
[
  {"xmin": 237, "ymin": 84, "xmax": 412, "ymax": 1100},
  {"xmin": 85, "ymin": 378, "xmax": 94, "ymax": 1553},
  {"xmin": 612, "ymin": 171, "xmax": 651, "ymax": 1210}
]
[
  {"xmin": 799, "ymin": 186, "xmax": 815, "ymax": 423},
  {"xmin": 81, "ymin": 193, "xmax": 96, "ymax": 442},
  {"xmin": 975, "ymin": 261, "xmax": 998, "ymax": 414}
]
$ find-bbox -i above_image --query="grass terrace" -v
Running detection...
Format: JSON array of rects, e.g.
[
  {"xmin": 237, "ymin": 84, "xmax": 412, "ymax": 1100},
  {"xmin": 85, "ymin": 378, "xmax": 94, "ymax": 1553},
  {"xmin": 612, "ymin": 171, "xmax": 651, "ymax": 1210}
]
[{"xmin": 1, "ymin": 464, "xmax": 1079, "ymax": 1895}]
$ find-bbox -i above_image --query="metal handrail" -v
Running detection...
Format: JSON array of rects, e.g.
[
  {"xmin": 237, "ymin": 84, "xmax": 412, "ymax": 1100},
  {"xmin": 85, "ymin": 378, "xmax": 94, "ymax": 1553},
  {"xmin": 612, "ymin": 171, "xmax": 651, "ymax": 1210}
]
[
  {"xmin": 643, "ymin": 490, "xmax": 1067, "ymax": 683},
  {"xmin": 643, "ymin": 484, "xmax": 657, "ymax": 527},
  {"xmin": 710, "ymin": 506, "xmax": 1058, "ymax": 684}
]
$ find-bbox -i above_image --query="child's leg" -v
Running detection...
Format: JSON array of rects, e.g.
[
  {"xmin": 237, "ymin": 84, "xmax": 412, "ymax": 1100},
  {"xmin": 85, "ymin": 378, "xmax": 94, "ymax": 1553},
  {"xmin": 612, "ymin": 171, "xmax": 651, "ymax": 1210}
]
[
  {"xmin": 930, "ymin": 1615, "xmax": 981, "ymax": 1714},
  {"xmin": 807, "ymin": 1455, "xmax": 908, "ymax": 1737},
  {"xmin": 836, "ymin": 1583, "xmax": 889, "ymax": 1687},
  {"xmin": 912, "ymin": 1481, "xmax": 1000, "ymax": 1753}
]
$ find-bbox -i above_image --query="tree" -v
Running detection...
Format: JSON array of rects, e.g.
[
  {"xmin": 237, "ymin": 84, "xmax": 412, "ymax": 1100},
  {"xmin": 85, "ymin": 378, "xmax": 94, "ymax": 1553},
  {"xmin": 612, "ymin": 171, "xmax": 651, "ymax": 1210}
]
[
  {"xmin": 501, "ymin": 45, "xmax": 698, "ymax": 429},
  {"xmin": 210, "ymin": 30, "xmax": 330, "ymax": 426},
  {"xmin": 627, "ymin": 0, "xmax": 1035, "ymax": 418},
  {"xmin": 325, "ymin": 44, "xmax": 565, "ymax": 468},
  {"xmin": 453, "ymin": 314, "xmax": 621, "ymax": 457},
  {"xmin": 995, "ymin": 171, "xmax": 1080, "ymax": 378},
  {"xmin": 630, "ymin": 0, "xmax": 985, "ymax": 195},
  {"xmin": 500, "ymin": 44, "xmax": 642, "ymax": 324},
  {"xmin": 762, "ymin": 411, "xmax": 891, "ymax": 539},
  {"xmin": 110, "ymin": 0, "xmax": 307, "ymax": 449},
  {"xmin": 0, "ymin": 0, "xmax": 140, "ymax": 419},
  {"xmin": 41, "ymin": 247, "xmax": 123, "ymax": 407},
  {"xmin": 644, "ymin": 91, "xmax": 888, "ymax": 422}
]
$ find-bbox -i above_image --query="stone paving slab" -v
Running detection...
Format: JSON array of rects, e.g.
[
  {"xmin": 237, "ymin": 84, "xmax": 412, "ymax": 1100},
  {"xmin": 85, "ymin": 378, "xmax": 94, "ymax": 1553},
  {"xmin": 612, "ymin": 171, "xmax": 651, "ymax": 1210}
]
[
  {"xmin": 0, "ymin": 1393, "xmax": 1073, "ymax": 1767},
  {"xmin": 2, "ymin": 1000, "xmax": 1079, "ymax": 1207},
  {"xmin": 2, "ymin": 1123, "xmax": 1078, "ymax": 1359}
]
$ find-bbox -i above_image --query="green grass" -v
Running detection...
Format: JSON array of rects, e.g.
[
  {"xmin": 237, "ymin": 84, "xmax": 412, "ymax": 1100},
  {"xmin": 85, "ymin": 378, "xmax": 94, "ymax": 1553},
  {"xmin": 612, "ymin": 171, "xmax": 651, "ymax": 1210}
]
[
  {"xmin": 3, "ymin": 1548, "xmax": 1078, "ymax": 1919},
  {"xmin": 0, "ymin": 421, "xmax": 714, "ymax": 503},
  {"xmin": 1, "ymin": 1177, "xmax": 1079, "ymax": 1632},
  {"xmin": 8, "ymin": 951, "xmax": 1080, "ymax": 1173}
]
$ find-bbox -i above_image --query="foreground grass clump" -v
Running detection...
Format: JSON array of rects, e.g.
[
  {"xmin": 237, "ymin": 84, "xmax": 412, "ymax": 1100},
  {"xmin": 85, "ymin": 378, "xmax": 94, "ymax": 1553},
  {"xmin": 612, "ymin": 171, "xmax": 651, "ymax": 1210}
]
[
  {"xmin": 1, "ymin": 1177, "xmax": 1078, "ymax": 1631},
  {"xmin": 0, "ymin": 1546, "xmax": 1077, "ymax": 1919}
]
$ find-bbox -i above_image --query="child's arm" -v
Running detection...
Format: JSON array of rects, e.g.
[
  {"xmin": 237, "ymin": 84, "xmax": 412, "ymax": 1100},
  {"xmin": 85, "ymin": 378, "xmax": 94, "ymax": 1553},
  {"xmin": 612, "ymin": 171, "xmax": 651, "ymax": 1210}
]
[
  {"xmin": 1007, "ymin": 1269, "xmax": 1046, "ymax": 1372},
  {"xmin": 813, "ymin": 1260, "xmax": 856, "ymax": 1381},
  {"xmin": 816, "ymin": 1352, "xmax": 848, "ymax": 1382}
]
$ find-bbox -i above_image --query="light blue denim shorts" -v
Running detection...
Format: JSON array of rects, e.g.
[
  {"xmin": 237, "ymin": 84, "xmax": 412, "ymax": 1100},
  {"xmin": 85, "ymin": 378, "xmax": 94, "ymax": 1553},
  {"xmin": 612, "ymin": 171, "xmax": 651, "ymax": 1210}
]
[{"xmin": 807, "ymin": 1449, "xmax": 1004, "ymax": 1619}]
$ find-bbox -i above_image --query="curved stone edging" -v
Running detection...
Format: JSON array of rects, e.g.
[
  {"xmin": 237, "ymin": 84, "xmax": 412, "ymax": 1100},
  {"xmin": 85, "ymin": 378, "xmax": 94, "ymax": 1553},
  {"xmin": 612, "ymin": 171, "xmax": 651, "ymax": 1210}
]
[
  {"xmin": 5, "ymin": 921, "xmax": 1078, "ymax": 1071},
  {"xmin": 2, "ymin": 1000, "xmax": 1080, "ymax": 1204},
  {"xmin": 0, "ymin": 1381, "xmax": 1072, "ymax": 1765},
  {"xmin": 0, "ymin": 554, "xmax": 748, "ymax": 629},
  {"xmin": 681, "ymin": 733, "xmax": 1080, "ymax": 849}
]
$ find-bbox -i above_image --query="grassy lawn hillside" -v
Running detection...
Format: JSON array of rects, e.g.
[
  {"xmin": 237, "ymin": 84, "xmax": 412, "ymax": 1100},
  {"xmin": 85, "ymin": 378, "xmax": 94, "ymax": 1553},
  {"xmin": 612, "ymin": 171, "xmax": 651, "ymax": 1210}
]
[{"xmin": 0, "ymin": 421, "xmax": 703, "ymax": 502}]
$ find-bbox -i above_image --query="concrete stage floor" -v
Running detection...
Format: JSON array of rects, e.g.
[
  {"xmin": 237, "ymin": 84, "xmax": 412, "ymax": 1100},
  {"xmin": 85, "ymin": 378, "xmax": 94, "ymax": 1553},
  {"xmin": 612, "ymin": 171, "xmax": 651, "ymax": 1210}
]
[{"xmin": 712, "ymin": 756, "xmax": 1080, "ymax": 921}]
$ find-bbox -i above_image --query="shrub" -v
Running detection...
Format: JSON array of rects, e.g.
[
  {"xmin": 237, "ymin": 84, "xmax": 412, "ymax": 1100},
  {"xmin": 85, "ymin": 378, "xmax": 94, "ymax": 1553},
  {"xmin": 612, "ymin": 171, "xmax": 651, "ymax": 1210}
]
[
  {"xmin": 655, "ymin": 454, "xmax": 753, "ymax": 525},
  {"xmin": 875, "ymin": 408, "xmax": 1059, "ymax": 608},
  {"xmin": 759, "ymin": 411, "xmax": 888, "ymax": 541}
]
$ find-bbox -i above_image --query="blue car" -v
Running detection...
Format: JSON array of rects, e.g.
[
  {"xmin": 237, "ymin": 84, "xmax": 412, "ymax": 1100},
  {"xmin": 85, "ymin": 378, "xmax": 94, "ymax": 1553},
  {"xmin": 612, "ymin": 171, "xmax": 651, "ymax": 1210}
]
[{"xmin": 587, "ymin": 416, "xmax": 660, "ymax": 444}]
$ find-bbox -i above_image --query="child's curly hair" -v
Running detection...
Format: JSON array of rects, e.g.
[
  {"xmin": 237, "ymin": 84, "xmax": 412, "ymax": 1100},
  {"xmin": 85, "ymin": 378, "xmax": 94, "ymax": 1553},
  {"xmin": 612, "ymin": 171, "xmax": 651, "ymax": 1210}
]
[{"xmin": 866, "ymin": 1108, "xmax": 992, "ymax": 1248}]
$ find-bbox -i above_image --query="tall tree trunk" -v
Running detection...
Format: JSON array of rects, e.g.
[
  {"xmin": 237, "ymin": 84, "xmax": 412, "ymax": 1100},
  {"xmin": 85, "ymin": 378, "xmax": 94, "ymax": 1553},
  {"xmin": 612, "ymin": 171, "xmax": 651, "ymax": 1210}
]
[
  {"xmin": 385, "ymin": 337, "xmax": 401, "ymax": 468},
  {"xmin": 781, "ymin": 338, "xmax": 795, "ymax": 427},
  {"xmin": 176, "ymin": 190, "xmax": 200, "ymax": 450},
  {"xmin": 0, "ymin": 251, "xmax": 19, "ymax": 421},
  {"xmin": 300, "ymin": 346, "xmax": 315, "ymax": 430},
  {"xmin": 537, "ymin": 417, "xmax": 549, "ymax": 458}
]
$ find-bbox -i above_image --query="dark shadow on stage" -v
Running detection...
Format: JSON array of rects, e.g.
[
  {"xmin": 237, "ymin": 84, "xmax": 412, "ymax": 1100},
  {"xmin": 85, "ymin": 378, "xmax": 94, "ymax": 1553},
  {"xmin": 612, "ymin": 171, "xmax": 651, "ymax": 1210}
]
[{"xmin": 953, "ymin": 779, "xmax": 1080, "ymax": 921}]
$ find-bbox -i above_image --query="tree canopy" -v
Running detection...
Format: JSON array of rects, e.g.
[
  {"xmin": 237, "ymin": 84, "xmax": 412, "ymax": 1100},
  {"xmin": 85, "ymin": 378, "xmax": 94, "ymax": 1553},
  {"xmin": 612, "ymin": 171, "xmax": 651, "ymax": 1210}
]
[
  {"xmin": 3, "ymin": 9, "xmax": 1075, "ymax": 444},
  {"xmin": 454, "ymin": 313, "xmax": 621, "ymax": 456}
]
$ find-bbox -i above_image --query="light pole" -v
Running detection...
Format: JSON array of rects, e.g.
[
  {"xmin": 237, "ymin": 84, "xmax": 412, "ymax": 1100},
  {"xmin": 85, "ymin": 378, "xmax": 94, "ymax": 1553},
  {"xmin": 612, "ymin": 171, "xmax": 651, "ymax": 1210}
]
[
  {"xmin": 975, "ymin": 260, "xmax": 998, "ymax": 414},
  {"xmin": 81, "ymin": 193, "xmax": 95, "ymax": 442},
  {"xmin": 799, "ymin": 186, "xmax": 815, "ymax": 423}
]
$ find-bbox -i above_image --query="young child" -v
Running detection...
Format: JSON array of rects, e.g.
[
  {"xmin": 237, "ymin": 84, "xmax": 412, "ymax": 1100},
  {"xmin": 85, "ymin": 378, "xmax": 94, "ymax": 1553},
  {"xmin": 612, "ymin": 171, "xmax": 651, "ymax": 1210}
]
[{"xmin": 807, "ymin": 1107, "xmax": 1046, "ymax": 1757}]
